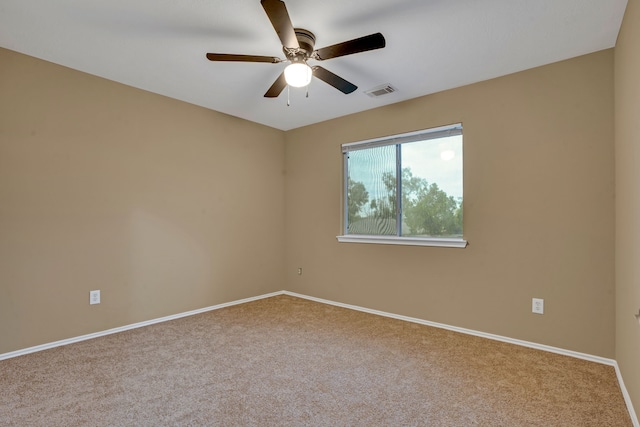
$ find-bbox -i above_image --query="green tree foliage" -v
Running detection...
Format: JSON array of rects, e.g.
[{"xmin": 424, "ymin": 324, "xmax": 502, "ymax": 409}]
[
  {"xmin": 347, "ymin": 168, "xmax": 462, "ymax": 237},
  {"xmin": 347, "ymin": 179, "xmax": 369, "ymax": 223},
  {"xmin": 378, "ymin": 168, "xmax": 462, "ymax": 236}
]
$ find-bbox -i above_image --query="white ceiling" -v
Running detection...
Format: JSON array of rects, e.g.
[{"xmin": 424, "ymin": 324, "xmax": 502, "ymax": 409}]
[{"xmin": 0, "ymin": 0, "xmax": 628, "ymax": 131}]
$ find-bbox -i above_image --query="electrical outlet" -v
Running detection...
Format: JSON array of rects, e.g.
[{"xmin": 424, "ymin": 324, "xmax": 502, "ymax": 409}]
[
  {"xmin": 297, "ymin": 267, "xmax": 303, "ymax": 276},
  {"xmin": 532, "ymin": 298, "xmax": 544, "ymax": 315},
  {"xmin": 635, "ymin": 309, "xmax": 640, "ymax": 325},
  {"xmin": 90, "ymin": 290, "xmax": 100, "ymax": 305}
]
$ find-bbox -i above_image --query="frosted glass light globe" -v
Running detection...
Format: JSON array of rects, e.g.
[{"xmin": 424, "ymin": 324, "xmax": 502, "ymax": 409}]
[{"xmin": 284, "ymin": 63, "xmax": 312, "ymax": 87}]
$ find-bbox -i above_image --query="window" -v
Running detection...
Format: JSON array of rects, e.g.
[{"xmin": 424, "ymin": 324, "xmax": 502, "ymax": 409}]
[{"xmin": 338, "ymin": 123, "xmax": 466, "ymax": 248}]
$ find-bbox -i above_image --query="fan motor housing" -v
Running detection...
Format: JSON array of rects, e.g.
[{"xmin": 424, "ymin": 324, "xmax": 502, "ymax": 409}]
[{"xmin": 284, "ymin": 28, "xmax": 316, "ymax": 59}]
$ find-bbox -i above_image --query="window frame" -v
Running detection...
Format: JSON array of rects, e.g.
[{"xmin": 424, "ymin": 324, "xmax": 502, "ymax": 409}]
[{"xmin": 337, "ymin": 123, "xmax": 467, "ymax": 248}]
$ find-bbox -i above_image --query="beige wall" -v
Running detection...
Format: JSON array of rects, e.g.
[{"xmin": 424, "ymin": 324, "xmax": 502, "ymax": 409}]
[
  {"xmin": 0, "ymin": 48, "xmax": 286, "ymax": 354},
  {"xmin": 0, "ymin": 34, "xmax": 625, "ymax": 378},
  {"xmin": 615, "ymin": 0, "xmax": 640, "ymax": 415},
  {"xmin": 285, "ymin": 50, "xmax": 615, "ymax": 358}
]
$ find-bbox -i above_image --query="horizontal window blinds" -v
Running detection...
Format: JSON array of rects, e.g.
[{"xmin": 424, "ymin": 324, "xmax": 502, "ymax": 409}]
[{"xmin": 342, "ymin": 123, "xmax": 462, "ymax": 153}]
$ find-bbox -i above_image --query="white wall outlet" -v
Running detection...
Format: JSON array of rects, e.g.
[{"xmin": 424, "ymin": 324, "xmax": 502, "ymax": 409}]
[
  {"xmin": 297, "ymin": 267, "xmax": 303, "ymax": 276},
  {"xmin": 532, "ymin": 298, "xmax": 544, "ymax": 314},
  {"xmin": 90, "ymin": 290, "xmax": 101, "ymax": 305}
]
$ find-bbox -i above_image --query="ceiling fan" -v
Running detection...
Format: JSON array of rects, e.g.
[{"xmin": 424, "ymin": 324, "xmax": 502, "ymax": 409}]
[{"xmin": 206, "ymin": 0, "xmax": 386, "ymax": 98}]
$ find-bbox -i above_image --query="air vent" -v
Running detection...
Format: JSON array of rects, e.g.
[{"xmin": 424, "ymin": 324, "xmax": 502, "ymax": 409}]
[{"xmin": 364, "ymin": 84, "xmax": 397, "ymax": 98}]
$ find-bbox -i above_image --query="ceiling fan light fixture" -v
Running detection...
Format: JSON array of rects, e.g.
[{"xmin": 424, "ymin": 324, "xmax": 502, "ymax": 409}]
[
  {"xmin": 206, "ymin": 1, "xmax": 386, "ymax": 98},
  {"xmin": 284, "ymin": 62, "xmax": 312, "ymax": 87}
]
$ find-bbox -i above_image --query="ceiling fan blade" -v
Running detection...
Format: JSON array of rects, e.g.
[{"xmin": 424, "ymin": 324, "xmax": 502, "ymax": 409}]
[
  {"xmin": 313, "ymin": 33, "xmax": 386, "ymax": 61},
  {"xmin": 264, "ymin": 72, "xmax": 287, "ymax": 98},
  {"xmin": 206, "ymin": 53, "xmax": 282, "ymax": 63},
  {"xmin": 312, "ymin": 66, "xmax": 357, "ymax": 94},
  {"xmin": 260, "ymin": 0, "xmax": 299, "ymax": 49}
]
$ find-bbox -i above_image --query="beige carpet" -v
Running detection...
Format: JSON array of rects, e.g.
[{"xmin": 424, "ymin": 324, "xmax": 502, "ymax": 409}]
[{"xmin": 0, "ymin": 295, "xmax": 633, "ymax": 426}]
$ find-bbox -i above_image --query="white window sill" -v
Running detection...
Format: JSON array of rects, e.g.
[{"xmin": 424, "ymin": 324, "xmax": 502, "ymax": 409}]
[{"xmin": 336, "ymin": 235, "xmax": 467, "ymax": 248}]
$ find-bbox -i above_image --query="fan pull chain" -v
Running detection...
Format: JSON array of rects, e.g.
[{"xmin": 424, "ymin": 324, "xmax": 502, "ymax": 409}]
[
  {"xmin": 287, "ymin": 86, "xmax": 290, "ymax": 107},
  {"xmin": 306, "ymin": 85, "xmax": 309, "ymax": 98}
]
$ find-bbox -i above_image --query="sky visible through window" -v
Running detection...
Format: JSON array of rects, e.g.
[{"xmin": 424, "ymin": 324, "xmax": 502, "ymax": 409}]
[{"xmin": 348, "ymin": 135, "xmax": 463, "ymax": 203}]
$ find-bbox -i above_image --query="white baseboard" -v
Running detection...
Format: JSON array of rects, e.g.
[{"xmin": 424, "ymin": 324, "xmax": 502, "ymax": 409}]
[
  {"xmin": 1, "ymin": 289, "xmax": 637, "ymax": 426},
  {"xmin": 615, "ymin": 362, "xmax": 640, "ymax": 427},
  {"xmin": 0, "ymin": 291, "xmax": 283, "ymax": 361},
  {"xmin": 282, "ymin": 291, "xmax": 614, "ymax": 364},
  {"xmin": 283, "ymin": 290, "xmax": 639, "ymax": 426}
]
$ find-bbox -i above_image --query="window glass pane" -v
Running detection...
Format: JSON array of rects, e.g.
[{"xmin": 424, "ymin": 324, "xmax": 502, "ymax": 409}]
[
  {"xmin": 400, "ymin": 135, "xmax": 463, "ymax": 237},
  {"xmin": 347, "ymin": 145, "xmax": 396, "ymax": 235},
  {"xmin": 343, "ymin": 124, "xmax": 463, "ymax": 242}
]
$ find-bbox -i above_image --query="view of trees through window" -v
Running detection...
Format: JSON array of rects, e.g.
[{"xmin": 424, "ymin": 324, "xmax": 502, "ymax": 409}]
[{"xmin": 345, "ymin": 128, "xmax": 463, "ymax": 238}]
